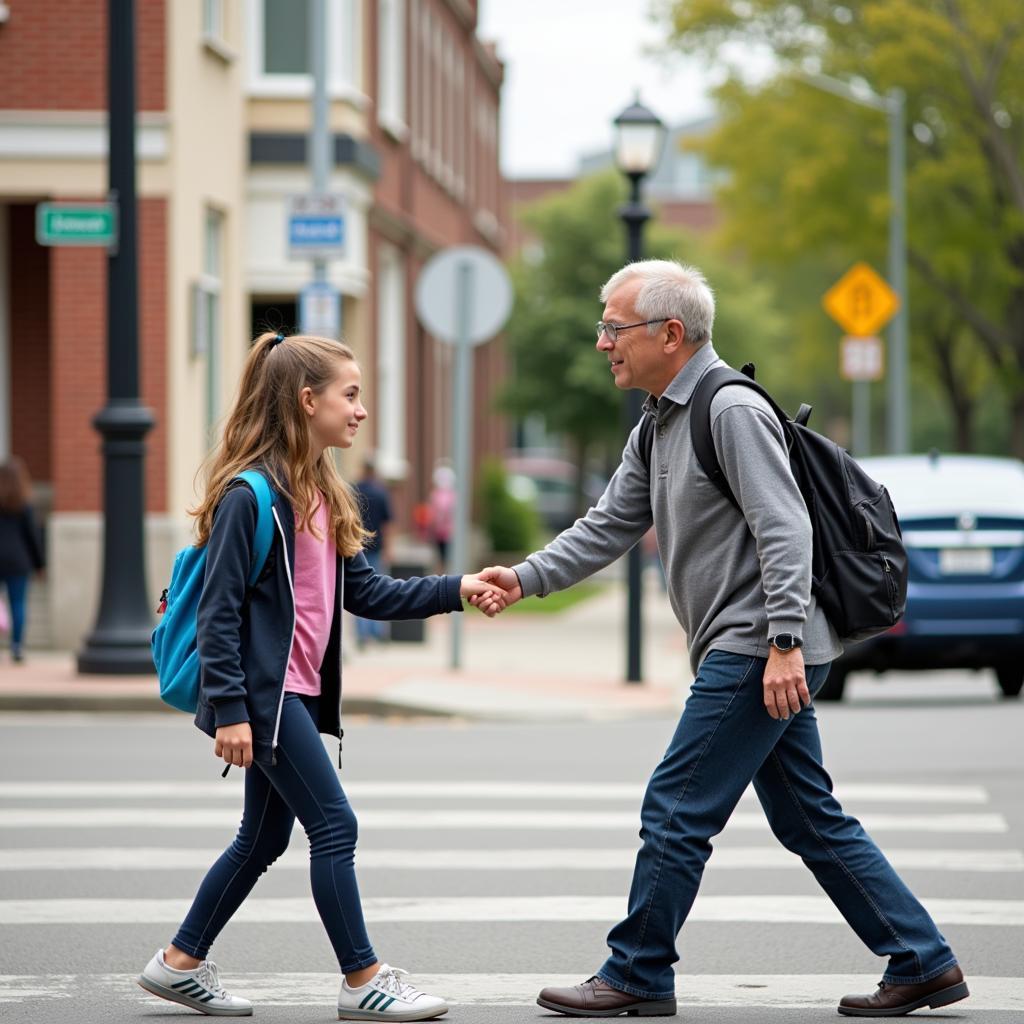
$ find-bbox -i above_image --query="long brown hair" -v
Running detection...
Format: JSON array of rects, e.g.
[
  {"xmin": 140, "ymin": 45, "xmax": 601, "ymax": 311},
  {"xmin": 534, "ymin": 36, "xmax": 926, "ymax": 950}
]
[
  {"xmin": 191, "ymin": 332, "xmax": 371, "ymax": 556},
  {"xmin": 0, "ymin": 457, "xmax": 32, "ymax": 514}
]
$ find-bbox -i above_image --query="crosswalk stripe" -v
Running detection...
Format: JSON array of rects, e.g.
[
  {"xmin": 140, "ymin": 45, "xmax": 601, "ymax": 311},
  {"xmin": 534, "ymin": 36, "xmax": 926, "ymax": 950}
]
[
  {"xmin": 1, "ymin": 845, "xmax": 1021, "ymax": 872},
  {"xmin": 0, "ymin": 780, "xmax": 990, "ymax": 803},
  {"xmin": 2, "ymin": 895, "xmax": 1022, "ymax": 926},
  {"xmin": 1, "ymin": 973, "xmax": 1019, "ymax": 1010},
  {"xmin": 0, "ymin": 808, "xmax": 1007, "ymax": 832}
]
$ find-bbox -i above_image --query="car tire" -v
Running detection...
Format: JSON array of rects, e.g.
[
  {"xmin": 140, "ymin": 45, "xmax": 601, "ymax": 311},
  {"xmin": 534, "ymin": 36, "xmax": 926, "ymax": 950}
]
[
  {"xmin": 995, "ymin": 665, "xmax": 1024, "ymax": 698},
  {"xmin": 816, "ymin": 666, "xmax": 847, "ymax": 702}
]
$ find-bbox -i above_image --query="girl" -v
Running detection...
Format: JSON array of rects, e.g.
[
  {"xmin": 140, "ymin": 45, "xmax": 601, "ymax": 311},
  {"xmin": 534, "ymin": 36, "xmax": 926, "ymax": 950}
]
[
  {"xmin": 0, "ymin": 456, "xmax": 46, "ymax": 663},
  {"xmin": 138, "ymin": 332, "xmax": 506, "ymax": 1020}
]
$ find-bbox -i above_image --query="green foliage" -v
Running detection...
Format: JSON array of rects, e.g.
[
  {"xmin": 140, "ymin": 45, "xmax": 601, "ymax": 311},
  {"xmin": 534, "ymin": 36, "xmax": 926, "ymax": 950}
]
[
  {"xmin": 659, "ymin": 0, "xmax": 1024, "ymax": 454},
  {"xmin": 477, "ymin": 457, "xmax": 542, "ymax": 555},
  {"xmin": 502, "ymin": 169, "xmax": 790, "ymax": 457},
  {"xmin": 504, "ymin": 583, "xmax": 606, "ymax": 615}
]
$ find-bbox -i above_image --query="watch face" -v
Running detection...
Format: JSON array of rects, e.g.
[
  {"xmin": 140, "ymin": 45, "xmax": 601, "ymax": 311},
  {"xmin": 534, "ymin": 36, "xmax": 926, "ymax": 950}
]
[{"xmin": 773, "ymin": 634, "xmax": 794, "ymax": 650}]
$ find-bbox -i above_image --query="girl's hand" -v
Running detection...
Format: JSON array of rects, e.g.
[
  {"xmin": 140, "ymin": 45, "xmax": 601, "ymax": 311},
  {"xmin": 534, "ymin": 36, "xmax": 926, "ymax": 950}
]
[
  {"xmin": 215, "ymin": 723, "xmax": 253, "ymax": 768},
  {"xmin": 460, "ymin": 573, "xmax": 509, "ymax": 617}
]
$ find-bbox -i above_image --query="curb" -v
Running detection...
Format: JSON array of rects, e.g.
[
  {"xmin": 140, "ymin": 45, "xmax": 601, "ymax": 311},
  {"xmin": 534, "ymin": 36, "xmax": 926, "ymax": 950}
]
[
  {"xmin": 0, "ymin": 692, "xmax": 462, "ymax": 718},
  {"xmin": 0, "ymin": 690, "xmax": 678, "ymax": 722}
]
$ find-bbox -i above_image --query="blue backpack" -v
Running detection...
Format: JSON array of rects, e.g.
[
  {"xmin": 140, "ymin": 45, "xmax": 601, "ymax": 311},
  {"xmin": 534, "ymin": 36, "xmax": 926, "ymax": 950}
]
[{"xmin": 152, "ymin": 470, "xmax": 276, "ymax": 712}]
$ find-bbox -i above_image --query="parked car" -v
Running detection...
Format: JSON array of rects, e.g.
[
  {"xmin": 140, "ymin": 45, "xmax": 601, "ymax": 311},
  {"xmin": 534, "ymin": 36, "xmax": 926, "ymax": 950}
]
[
  {"xmin": 504, "ymin": 454, "xmax": 607, "ymax": 532},
  {"xmin": 819, "ymin": 453, "xmax": 1024, "ymax": 701}
]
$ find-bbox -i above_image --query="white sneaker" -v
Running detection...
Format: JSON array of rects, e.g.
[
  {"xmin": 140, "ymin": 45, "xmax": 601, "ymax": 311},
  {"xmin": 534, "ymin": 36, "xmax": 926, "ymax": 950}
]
[
  {"xmin": 137, "ymin": 948, "xmax": 253, "ymax": 1016},
  {"xmin": 338, "ymin": 963, "xmax": 449, "ymax": 1021}
]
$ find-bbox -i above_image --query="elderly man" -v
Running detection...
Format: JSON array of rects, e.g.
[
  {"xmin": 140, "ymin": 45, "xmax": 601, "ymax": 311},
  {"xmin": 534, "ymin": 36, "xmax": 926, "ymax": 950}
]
[{"xmin": 477, "ymin": 260, "xmax": 966, "ymax": 1018}]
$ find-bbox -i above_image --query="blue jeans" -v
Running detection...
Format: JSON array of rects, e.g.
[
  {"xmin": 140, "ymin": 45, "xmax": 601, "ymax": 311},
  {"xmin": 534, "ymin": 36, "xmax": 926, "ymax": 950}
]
[
  {"xmin": 597, "ymin": 651, "xmax": 957, "ymax": 1001},
  {"xmin": 355, "ymin": 551, "xmax": 388, "ymax": 642},
  {"xmin": 172, "ymin": 693, "xmax": 377, "ymax": 973},
  {"xmin": 0, "ymin": 575, "xmax": 29, "ymax": 649}
]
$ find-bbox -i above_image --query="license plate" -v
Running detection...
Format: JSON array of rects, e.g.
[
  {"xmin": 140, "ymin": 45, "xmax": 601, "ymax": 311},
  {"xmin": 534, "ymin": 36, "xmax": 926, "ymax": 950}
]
[{"xmin": 939, "ymin": 548, "xmax": 993, "ymax": 575}]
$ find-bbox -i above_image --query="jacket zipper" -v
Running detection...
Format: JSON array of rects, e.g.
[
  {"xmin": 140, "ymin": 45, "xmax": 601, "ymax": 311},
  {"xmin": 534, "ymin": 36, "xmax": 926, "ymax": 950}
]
[
  {"xmin": 337, "ymin": 558, "xmax": 345, "ymax": 769},
  {"xmin": 270, "ymin": 506, "xmax": 298, "ymax": 766}
]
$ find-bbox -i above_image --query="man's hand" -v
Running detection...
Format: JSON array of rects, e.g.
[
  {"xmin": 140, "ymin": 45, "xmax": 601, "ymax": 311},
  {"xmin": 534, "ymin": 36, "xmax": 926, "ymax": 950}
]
[
  {"xmin": 215, "ymin": 722, "xmax": 253, "ymax": 768},
  {"xmin": 468, "ymin": 566, "xmax": 523, "ymax": 614},
  {"xmin": 460, "ymin": 572, "xmax": 510, "ymax": 617},
  {"xmin": 763, "ymin": 646, "xmax": 811, "ymax": 720}
]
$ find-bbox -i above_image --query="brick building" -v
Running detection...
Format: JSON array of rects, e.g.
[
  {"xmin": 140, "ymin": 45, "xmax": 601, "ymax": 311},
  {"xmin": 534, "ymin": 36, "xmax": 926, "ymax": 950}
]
[{"xmin": 0, "ymin": 0, "xmax": 507, "ymax": 652}]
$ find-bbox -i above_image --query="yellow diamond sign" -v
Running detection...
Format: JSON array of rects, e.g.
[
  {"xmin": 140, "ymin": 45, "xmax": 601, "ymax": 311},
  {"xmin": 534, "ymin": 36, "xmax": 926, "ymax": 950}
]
[{"xmin": 823, "ymin": 262, "xmax": 900, "ymax": 337}]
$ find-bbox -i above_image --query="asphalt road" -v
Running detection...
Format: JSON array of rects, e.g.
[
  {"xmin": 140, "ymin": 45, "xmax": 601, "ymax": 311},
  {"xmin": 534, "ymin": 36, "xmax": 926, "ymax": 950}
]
[{"xmin": 1, "ymin": 674, "xmax": 1022, "ymax": 1023}]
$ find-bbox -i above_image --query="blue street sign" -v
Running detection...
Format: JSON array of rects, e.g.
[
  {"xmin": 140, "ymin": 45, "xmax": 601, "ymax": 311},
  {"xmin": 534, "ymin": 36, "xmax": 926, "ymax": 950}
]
[{"xmin": 289, "ymin": 215, "xmax": 344, "ymax": 249}]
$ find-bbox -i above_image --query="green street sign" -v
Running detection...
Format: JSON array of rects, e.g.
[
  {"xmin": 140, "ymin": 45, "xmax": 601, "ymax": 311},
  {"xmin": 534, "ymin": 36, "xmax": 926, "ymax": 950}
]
[{"xmin": 36, "ymin": 202, "xmax": 118, "ymax": 247}]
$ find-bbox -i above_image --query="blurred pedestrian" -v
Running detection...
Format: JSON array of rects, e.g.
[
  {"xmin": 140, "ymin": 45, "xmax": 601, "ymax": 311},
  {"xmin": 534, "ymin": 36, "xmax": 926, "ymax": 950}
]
[
  {"xmin": 354, "ymin": 455, "xmax": 392, "ymax": 646},
  {"xmin": 136, "ymin": 331, "xmax": 505, "ymax": 1021},
  {"xmin": 426, "ymin": 464, "xmax": 456, "ymax": 570},
  {"xmin": 0, "ymin": 456, "xmax": 45, "ymax": 663}
]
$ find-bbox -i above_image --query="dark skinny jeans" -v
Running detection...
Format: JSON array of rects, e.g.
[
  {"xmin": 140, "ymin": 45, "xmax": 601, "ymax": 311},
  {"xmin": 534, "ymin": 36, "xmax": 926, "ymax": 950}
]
[{"xmin": 172, "ymin": 693, "xmax": 377, "ymax": 972}]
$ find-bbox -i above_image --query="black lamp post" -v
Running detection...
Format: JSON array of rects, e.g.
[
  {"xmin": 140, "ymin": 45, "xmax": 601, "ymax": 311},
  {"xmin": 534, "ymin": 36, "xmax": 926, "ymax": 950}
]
[
  {"xmin": 78, "ymin": 0, "xmax": 156, "ymax": 674},
  {"xmin": 612, "ymin": 96, "xmax": 665, "ymax": 684}
]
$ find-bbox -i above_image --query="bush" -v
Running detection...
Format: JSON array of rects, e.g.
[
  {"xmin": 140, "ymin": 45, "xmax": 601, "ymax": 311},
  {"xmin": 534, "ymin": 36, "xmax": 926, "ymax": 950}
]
[{"xmin": 477, "ymin": 458, "xmax": 541, "ymax": 555}]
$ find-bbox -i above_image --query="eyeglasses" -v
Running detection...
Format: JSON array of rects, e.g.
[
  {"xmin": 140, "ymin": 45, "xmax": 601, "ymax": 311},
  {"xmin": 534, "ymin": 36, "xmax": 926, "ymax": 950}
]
[{"xmin": 595, "ymin": 319, "xmax": 667, "ymax": 343}]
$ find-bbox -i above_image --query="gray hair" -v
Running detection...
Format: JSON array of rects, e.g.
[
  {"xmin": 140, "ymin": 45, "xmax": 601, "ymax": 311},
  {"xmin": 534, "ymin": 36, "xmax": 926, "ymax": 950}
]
[{"xmin": 600, "ymin": 259, "xmax": 715, "ymax": 345}]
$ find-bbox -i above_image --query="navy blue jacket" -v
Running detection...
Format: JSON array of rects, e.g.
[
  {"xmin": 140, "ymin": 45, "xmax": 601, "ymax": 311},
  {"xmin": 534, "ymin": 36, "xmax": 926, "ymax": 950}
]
[{"xmin": 194, "ymin": 479, "xmax": 463, "ymax": 765}]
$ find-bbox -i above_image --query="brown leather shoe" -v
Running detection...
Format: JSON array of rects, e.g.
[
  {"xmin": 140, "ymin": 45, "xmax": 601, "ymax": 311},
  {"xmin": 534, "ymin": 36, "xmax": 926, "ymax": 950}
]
[
  {"xmin": 838, "ymin": 966, "xmax": 968, "ymax": 1016},
  {"xmin": 537, "ymin": 976, "xmax": 676, "ymax": 1017}
]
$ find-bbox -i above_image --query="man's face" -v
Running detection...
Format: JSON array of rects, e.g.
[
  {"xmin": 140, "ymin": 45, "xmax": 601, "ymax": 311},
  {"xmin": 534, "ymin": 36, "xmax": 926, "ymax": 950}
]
[{"xmin": 596, "ymin": 279, "xmax": 665, "ymax": 392}]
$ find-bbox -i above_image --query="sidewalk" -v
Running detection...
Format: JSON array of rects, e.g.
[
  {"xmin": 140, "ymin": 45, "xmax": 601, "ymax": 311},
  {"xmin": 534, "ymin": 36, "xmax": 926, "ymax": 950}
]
[{"xmin": 0, "ymin": 577, "xmax": 692, "ymax": 722}]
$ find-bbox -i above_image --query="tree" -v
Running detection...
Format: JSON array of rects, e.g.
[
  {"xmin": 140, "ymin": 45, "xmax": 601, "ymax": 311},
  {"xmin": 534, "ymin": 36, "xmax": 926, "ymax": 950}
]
[
  {"xmin": 658, "ymin": 0, "xmax": 1024, "ymax": 454},
  {"xmin": 502, "ymin": 170, "xmax": 789, "ymax": 512}
]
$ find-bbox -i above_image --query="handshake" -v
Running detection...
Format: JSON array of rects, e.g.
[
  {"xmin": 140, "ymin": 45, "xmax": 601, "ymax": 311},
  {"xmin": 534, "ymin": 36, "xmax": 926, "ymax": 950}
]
[{"xmin": 457, "ymin": 567, "xmax": 522, "ymax": 618}]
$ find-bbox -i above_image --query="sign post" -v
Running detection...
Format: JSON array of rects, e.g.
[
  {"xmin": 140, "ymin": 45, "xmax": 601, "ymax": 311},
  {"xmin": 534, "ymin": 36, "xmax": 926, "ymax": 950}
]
[
  {"xmin": 415, "ymin": 246, "xmax": 513, "ymax": 669},
  {"xmin": 824, "ymin": 263, "xmax": 900, "ymax": 456},
  {"xmin": 300, "ymin": 279, "xmax": 341, "ymax": 338}
]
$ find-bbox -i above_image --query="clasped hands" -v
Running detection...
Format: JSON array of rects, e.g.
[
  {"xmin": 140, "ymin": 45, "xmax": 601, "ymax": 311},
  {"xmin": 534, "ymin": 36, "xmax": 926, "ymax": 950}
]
[{"xmin": 459, "ymin": 566, "xmax": 522, "ymax": 618}]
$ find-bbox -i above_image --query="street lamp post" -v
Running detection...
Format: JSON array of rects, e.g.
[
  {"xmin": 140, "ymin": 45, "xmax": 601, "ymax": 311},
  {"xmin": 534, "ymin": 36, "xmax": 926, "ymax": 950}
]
[
  {"xmin": 612, "ymin": 97, "xmax": 665, "ymax": 684},
  {"xmin": 798, "ymin": 72, "xmax": 909, "ymax": 455},
  {"xmin": 78, "ymin": 0, "xmax": 156, "ymax": 673}
]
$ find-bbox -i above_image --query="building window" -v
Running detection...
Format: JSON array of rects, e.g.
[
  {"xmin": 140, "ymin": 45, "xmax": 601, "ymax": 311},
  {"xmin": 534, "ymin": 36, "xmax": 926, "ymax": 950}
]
[
  {"xmin": 204, "ymin": 0, "xmax": 225, "ymax": 40},
  {"xmin": 194, "ymin": 209, "xmax": 224, "ymax": 438},
  {"xmin": 248, "ymin": 0, "xmax": 362, "ymax": 100},
  {"xmin": 377, "ymin": 0, "xmax": 406, "ymax": 136},
  {"xmin": 264, "ymin": 0, "xmax": 308, "ymax": 73},
  {"xmin": 376, "ymin": 245, "xmax": 408, "ymax": 479},
  {"xmin": 432, "ymin": 16, "xmax": 443, "ymax": 180}
]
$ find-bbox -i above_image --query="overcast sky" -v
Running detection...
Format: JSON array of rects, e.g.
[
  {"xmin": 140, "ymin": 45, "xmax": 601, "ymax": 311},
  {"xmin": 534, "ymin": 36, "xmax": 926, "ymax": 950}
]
[{"xmin": 476, "ymin": 0, "xmax": 722, "ymax": 179}]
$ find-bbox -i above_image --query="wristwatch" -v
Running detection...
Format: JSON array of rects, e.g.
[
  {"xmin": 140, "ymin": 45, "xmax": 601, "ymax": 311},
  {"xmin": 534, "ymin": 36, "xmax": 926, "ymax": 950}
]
[{"xmin": 768, "ymin": 633, "xmax": 803, "ymax": 653}]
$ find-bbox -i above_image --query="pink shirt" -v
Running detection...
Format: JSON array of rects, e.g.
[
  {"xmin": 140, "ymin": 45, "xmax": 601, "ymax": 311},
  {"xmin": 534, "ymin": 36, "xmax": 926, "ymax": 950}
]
[{"xmin": 284, "ymin": 494, "xmax": 337, "ymax": 697}]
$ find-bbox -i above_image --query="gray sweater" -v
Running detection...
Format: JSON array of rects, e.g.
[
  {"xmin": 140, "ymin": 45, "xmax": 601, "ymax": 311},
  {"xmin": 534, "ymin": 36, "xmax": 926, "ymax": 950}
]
[{"xmin": 513, "ymin": 344, "xmax": 842, "ymax": 673}]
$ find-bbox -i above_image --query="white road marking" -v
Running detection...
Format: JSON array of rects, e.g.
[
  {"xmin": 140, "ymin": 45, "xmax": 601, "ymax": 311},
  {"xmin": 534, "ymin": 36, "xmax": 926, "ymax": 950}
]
[
  {"xmin": 0, "ymin": 972, "xmax": 1020, "ymax": 1009},
  {"xmin": 2, "ymin": 894, "xmax": 1021, "ymax": 926},
  {"xmin": 0, "ymin": 807, "xmax": 1007, "ymax": 832},
  {"xmin": 0, "ymin": 780, "xmax": 990, "ymax": 803},
  {"xmin": 1, "ymin": 845, "xmax": 1021, "ymax": 872}
]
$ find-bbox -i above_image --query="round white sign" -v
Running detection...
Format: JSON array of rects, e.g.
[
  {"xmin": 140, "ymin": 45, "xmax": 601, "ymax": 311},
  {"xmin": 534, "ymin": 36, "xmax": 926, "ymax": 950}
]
[{"xmin": 415, "ymin": 245, "xmax": 513, "ymax": 346}]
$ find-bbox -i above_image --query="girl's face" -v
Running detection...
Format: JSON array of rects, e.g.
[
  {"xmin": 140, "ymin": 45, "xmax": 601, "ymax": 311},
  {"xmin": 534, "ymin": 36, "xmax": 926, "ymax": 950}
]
[{"xmin": 302, "ymin": 360, "xmax": 367, "ymax": 455}]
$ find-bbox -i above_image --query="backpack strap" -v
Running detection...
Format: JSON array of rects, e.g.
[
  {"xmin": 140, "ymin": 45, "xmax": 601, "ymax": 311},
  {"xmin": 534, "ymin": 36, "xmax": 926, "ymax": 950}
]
[
  {"xmin": 638, "ymin": 410, "xmax": 656, "ymax": 475},
  {"xmin": 690, "ymin": 363, "xmax": 792, "ymax": 511},
  {"xmin": 235, "ymin": 469, "xmax": 276, "ymax": 587}
]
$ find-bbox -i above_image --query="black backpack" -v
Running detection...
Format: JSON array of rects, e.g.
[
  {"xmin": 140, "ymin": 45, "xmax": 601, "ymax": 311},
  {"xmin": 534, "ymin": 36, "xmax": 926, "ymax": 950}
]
[{"xmin": 639, "ymin": 363, "xmax": 907, "ymax": 645}]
